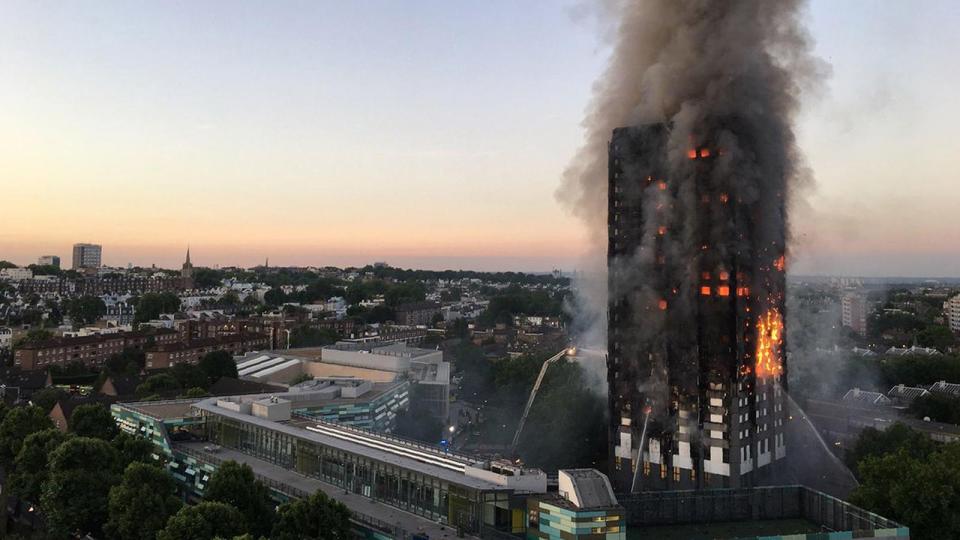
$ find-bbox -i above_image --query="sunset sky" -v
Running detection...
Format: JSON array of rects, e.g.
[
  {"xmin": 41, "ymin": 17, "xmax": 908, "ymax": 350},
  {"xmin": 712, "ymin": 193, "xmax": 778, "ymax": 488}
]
[{"xmin": 2, "ymin": 1, "xmax": 958, "ymax": 275}]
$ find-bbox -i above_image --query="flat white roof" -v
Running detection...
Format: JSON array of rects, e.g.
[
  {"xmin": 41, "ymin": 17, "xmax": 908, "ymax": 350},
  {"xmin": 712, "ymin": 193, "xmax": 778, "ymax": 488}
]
[
  {"xmin": 250, "ymin": 358, "xmax": 302, "ymax": 379},
  {"xmin": 237, "ymin": 354, "xmax": 272, "ymax": 370}
]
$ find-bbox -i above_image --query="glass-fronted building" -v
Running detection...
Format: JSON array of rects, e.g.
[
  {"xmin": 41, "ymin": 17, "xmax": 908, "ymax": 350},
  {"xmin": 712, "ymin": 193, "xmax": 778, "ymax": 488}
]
[{"xmin": 113, "ymin": 393, "xmax": 546, "ymax": 536}]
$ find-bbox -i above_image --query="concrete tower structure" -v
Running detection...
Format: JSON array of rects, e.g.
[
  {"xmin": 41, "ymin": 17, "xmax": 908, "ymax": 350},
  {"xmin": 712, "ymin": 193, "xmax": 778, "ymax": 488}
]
[{"xmin": 607, "ymin": 124, "xmax": 788, "ymax": 492}]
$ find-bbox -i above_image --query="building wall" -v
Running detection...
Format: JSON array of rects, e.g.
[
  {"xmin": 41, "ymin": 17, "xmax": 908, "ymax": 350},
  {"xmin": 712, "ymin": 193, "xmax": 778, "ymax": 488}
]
[
  {"xmin": 14, "ymin": 329, "xmax": 181, "ymax": 370},
  {"xmin": 842, "ymin": 293, "xmax": 869, "ymax": 336},
  {"xmin": 607, "ymin": 125, "xmax": 788, "ymax": 492},
  {"xmin": 531, "ymin": 501, "xmax": 625, "ymax": 540},
  {"xmin": 945, "ymin": 295, "xmax": 960, "ymax": 334},
  {"xmin": 72, "ymin": 243, "xmax": 102, "ymax": 269}
]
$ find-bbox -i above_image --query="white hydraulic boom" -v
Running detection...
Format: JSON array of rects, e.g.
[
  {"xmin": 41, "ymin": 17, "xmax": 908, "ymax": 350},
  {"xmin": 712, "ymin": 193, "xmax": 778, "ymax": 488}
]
[{"xmin": 509, "ymin": 347, "xmax": 574, "ymax": 455}]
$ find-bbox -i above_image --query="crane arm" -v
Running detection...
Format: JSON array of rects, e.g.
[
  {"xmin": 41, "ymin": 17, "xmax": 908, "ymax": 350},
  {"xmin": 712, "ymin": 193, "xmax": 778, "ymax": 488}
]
[{"xmin": 509, "ymin": 348, "xmax": 571, "ymax": 454}]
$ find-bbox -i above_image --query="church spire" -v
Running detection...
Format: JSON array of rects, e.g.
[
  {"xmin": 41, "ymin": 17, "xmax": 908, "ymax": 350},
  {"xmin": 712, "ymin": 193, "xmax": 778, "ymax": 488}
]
[{"xmin": 185, "ymin": 245, "xmax": 191, "ymax": 265}]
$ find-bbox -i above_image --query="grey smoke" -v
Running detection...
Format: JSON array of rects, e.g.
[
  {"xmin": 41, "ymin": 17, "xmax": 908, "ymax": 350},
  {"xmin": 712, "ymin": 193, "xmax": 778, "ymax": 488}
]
[{"xmin": 559, "ymin": 0, "xmax": 828, "ymax": 367}]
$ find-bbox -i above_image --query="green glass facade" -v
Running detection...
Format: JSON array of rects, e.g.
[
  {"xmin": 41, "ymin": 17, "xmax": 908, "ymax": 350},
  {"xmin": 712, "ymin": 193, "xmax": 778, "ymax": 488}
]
[
  {"xmin": 198, "ymin": 408, "xmax": 518, "ymax": 534},
  {"xmin": 293, "ymin": 381, "xmax": 409, "ymax": 431}
]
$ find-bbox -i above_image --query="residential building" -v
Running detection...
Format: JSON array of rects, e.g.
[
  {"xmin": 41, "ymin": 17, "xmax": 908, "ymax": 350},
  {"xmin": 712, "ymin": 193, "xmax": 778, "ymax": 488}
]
[
  {"xmin": 607, "ymin": 124, "xmax": 788, "ymax": 492},
  {"xmin": 842, "ymin": 388, "xmax": 892, "ymax": 407},
  {"xmin": 0, "ymin": 267, "xmax": 33, "ymax": 281},
  {"xmin": 945, "ymin": 294, "xmax": 960, "ymax": 334},
  {"xmin": 143, "ymin": 333, "xmax": 269, "ymax": 369},
  {"xmin": 0, "ymin": 327, "xmax": 12, "ymax": 349},
  {"xmin": 395, "ymin": 301, "xmax": 441, "ymax": 326},
  {"xmin": 887, "ymin": 384, "xmax": 930, "ymax": 406},
  {"xmin": 13, "ymin": 328, "xmax": 179, "ymax": 370},
  {"xmin": 37, "ymin": 255, "xmax": 61, "ymax": 268},
  {"xmin": 49, "ymin": 395, "xmax": 115, "ymax": 432},
  {"xmin": 927, "ymin": 380, "xmax": 960, "ymax": 398},
  {"xmin": 529, "ymin": 469, "xmax": 625, "ymax": 540},
  {"xmin": 72, "ymin": 243, "xmax": 102, "ymax": 269},
  {"xmin": 841, "ymin": 292, "xmax": 869, "ymax": 336}
]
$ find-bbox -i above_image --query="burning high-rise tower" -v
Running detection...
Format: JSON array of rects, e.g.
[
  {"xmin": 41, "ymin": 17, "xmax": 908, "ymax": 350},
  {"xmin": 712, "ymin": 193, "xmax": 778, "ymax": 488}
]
[{"xmin": 607, "ymin": 120, "xmax": 788, "ymax": 492}]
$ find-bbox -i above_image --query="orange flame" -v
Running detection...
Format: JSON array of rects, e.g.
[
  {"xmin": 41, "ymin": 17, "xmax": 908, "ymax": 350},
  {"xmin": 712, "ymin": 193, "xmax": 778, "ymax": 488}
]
[
  {"xmin": 774, "ymin": 255, "xmax": 785, "ymax": 272},
  {"xmin": 755, "ymin": 308, "xmax": 784, "ymax": 379},
  {"xmin": 687, "ymin": 149, "xmax": 698, "ymax": 159}
]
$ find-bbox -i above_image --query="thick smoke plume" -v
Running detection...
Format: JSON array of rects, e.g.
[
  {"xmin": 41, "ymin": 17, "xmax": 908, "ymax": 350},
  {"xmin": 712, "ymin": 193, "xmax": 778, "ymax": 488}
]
[{"xmin": 560, "ymin": 0, "xmax": 825, "ymax": 361}]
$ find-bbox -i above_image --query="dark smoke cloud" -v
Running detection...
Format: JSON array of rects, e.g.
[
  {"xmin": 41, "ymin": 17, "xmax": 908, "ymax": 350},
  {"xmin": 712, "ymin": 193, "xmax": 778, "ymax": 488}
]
[{"xmin": 559, "ymin": 0, "xmax": 828, "ymax": 357}]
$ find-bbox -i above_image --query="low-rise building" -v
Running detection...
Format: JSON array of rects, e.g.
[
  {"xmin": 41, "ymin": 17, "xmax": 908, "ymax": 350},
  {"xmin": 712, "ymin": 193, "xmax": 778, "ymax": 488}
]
[
  {"xmin": 144, "ymin": 333, "xmax": 269, "ymax": 369},
  {"xmin": 14, "ymin": 328, "xmax": 180, "ymax": 370},
  {"xmin": 111, "ymin": 392, "xmax": 548, "ymax": 537},
  {"xmin": 37, "ymin": 255, "xmax": 61, "ymax": 268},
  {"xmin": 0, "ymin": 267, "xmax": 33, "ymax": 281},
  {"xmin": 319, "ymin": 341, "xmax": 450, "ymax": 421},
  {"xmin": 529, "ymin": 469, "xmax": 625, "ymax": 540},
  {"xmin": 395, "ymin": 301, "xmax": 440, "ymax": 326}
]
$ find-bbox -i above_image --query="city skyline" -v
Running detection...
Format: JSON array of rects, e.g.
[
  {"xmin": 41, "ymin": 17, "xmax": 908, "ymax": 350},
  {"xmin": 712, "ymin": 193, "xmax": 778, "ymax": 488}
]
[{"xmin": 3, "ymin": 1, "xmax": 959, "ymax": 275}]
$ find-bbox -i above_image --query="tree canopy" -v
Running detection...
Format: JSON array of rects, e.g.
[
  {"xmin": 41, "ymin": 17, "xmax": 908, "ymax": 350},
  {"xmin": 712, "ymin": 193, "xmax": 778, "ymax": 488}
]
[
  {"xmin": 9, "ymin": 428, "xmax": 71, "ymax": 502},
  {"xmin": 272, "ymin": 490, "xmax": 352, "ymax": 540},
  {"xmin": 65, "ymin": 295, "xmax": 107, "ymax": 326},
  {"xmin": 106, "ymin": 462, "xmax": 183, "ymax": 540},
  {"xmin": 198, "ymin": 350, "xmax": 238, "ymax": 386},
  {"xmin": 0, "ymin": 405, "xmax": 54, "ymax": 466},
  {"xmin": 70, "ymin": 403, "xmax": 120, "ymax": 440},
  {"xmin": 41, "ymin": 436, "xmax": 121, "ymax": 538},
  {"xmin": 135, "ymin": 292, "xmax": 182, "ymax": 323},
  {"xmin": 158, "ymin": 501, "xmax": 246, "ymax": 540},
  {"xmin": 203, "ymin": 460, "xmax": 275, "ymax": 537}
]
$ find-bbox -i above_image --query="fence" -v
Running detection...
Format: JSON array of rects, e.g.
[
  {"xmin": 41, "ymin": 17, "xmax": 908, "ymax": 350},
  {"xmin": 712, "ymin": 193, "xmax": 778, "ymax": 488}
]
[{"xmin": 617, "ymin": 485, "xmax": 905, "ymax": 533}]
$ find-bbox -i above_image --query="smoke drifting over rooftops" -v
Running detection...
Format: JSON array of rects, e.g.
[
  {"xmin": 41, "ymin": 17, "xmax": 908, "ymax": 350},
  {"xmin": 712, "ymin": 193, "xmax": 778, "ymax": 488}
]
[{"xmin": 559, "ymin": 0, "xmax": 827, "ymax": 354}]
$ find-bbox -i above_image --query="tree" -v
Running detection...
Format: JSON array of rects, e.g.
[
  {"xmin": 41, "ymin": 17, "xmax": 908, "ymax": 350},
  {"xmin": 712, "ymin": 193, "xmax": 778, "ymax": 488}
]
[
  {"xmin": 158, "ymin": 501, "xmax": 246, "ymax": 540},
  {"xmin": 30, "ymin": 387, "xmax": 69, "ymax": 413},
  {"xmin": 263, "ymin": 288, "xmax": 286, "ymax": 307},
  {"xmin": 9, "ymin": 428, "xmax": 71, "ymax": 502},
  {"xmin": 204, "ymin": 461, "xmax": 275, "ymax": 537},
  {"xmin": 0, "ymin": 260, "xmax": 18, "ymax": 269},
  {"xmin": 916, "ymin": 325, "xmax": 957, "ymax": 352},
  {"xmin": 184, "ymin": 387, "xmax": 211, "ymax": 398},
  {"xmin": 289, "ymin": 326, "xmax": 339, "ymax": 348},
  {"xmin": 41, "ymin": 437, "xmax": 120, "ymax": 538},
  {"xmin": 136, "ymin": 373, "xmax": 182, "ymax": 398},
  {"xmin": 0, "ymin": 405, "xmax": 54, "ymax": 466},
  {"xmin": 66, "ymin": 296, "xmax": 107, "ymax": 326},
  {"xmin": 272, "ymin": 490, "xmax": 351, "ymax": 540},
  {"xmin": 112, "ymin": 432, "xmax": 155, "ymax": 469},
  {"xmin": 13, "ymin": 328, "xmax": 53, "ymax": 347},
  {"xmin": 135, "ymin": 292, "xmax": 181, "ymax": 323},
  {"xmin": 193, "ymin": 268, "xmax": 225, "ymax": 289},
  {"xmin": 70, "ymin": 403, "xmax": 119, "ymax": 440},
  {"xmin": 199, "ymin": 350, "xmax": 238, "ymax": 386},
  {"xmin": 845, "ymin": 423, "xmax": 935, "ymax": 477},
  {"xmin": 106, "ymin": 462, "xmax": 182, "ymax": 540},
  {"xmin": 171, "ymin": 363, "xmax": 209, "ymax": 390},
  {"xmin": 851, "ymin": 443, "xmax": 960, "ymax": 539},
  {"xmin": 106, "ymin": 348, "xmax": 146, "ymax": 376}
]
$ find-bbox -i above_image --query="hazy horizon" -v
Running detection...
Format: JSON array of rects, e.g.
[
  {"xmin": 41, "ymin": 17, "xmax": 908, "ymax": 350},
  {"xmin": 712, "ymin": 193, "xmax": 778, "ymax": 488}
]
[{"xmin": 3, "ymin": 0, "xmax": 959, "ymax": 276}]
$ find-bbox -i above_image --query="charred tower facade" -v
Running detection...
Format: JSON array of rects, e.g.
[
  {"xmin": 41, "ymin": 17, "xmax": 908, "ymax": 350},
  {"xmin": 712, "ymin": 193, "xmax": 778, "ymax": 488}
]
[{"xmin": 607, "ymin": 122, "xmax": 787, "ymax": 492}]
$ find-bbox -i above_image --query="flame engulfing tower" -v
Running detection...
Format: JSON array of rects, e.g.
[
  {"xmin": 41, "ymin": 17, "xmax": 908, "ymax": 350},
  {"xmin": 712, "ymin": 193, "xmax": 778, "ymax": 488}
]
[{"xmin": 607, "ymin": 121, "xmax": 787, "ymax": 492}]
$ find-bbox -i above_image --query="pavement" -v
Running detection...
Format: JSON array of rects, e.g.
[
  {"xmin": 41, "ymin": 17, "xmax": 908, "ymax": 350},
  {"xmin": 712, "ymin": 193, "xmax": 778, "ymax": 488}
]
[{"xmin": 177, "ymin": 441, "xmax": 471, "ymax": 539}]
